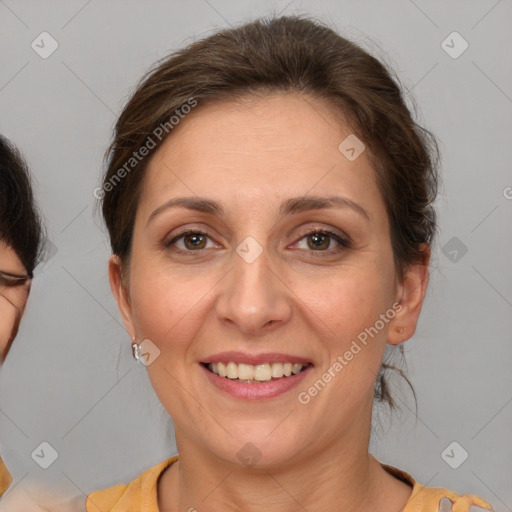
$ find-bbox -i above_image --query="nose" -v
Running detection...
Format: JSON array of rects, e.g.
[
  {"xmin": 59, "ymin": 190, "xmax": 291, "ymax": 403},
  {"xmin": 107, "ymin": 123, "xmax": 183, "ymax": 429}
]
[{"xmin": 215, "ymin": 246, "xmax": 292, "ymax": 335}]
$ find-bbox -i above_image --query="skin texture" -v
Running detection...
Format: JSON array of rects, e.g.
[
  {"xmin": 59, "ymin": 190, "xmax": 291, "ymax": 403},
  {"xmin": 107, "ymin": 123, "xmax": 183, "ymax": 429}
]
[
  {"xmin": 109, "ymin": 92, "xmax": 430, "ymax": 512},
  {"xmin": 0, "ymin": 239, "xmax": 30, "ymax": 362}
]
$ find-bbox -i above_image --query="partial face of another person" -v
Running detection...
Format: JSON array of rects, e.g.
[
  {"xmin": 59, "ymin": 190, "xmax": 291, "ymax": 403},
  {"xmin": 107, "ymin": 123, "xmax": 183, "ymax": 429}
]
[
  {"xmin": 110, "ymin": 93, "xmax": 428, "ymax": 468},
  {"xmin": 0, "ymin": 239, "xmax": 30, "ymax": 362}
]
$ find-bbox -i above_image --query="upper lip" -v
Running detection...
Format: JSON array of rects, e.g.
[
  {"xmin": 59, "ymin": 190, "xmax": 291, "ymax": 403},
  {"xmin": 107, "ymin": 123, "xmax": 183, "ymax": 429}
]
[{"xmin": 201, "ymin": 351, "xmax": 313, "ymax": 366}]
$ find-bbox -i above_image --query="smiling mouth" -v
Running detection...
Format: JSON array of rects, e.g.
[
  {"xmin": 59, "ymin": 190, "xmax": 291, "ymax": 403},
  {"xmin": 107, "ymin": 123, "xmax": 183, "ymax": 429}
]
[{"xmin": 202, "ymin": 361, "xmax": 312, "ymax": 383}]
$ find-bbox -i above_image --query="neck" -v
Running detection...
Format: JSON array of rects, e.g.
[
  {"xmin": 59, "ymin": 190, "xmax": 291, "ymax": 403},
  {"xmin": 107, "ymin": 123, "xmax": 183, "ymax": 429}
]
[{"xmin": 158, "ymin": 400, "xmax": 412, "ymax": 512}]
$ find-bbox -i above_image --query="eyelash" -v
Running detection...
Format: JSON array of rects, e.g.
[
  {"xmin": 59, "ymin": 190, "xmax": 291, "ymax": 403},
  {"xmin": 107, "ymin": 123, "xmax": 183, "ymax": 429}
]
[
  {"xmin": 295, "ymin": 230, "xmax": 352, "ymax": 258},
  {"xmin": 0, "ymin": 272, "xmax": 29, "ymax": 288},
  {"xmin": 164, "ymin": 228, "xmax": 352, "ymax": 257}
]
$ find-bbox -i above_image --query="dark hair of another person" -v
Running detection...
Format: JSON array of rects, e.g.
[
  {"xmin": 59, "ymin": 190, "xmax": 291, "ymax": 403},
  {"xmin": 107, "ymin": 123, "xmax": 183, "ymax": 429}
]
[
  {"xmin": 100, "ymin": 15, "xmax": 440, "ymax": 408},
  {"xmin": 0, "ymin": 136, "xmax": 44, "ymax": 277}
]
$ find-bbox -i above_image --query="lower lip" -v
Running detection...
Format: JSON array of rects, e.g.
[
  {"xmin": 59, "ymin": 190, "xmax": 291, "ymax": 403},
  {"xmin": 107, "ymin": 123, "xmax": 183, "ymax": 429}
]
[{"xmin": 201, "ymin": 364, "xmax": 313, "ymax": 400}]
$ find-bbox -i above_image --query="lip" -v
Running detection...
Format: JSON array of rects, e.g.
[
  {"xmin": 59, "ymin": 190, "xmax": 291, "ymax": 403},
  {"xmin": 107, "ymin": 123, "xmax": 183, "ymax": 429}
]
[
  {"xmin": 200, "ymin": 362, "xmax": 313, "ymax": 400},
  {"xmin": 201, "ymin": 351, "xmax": 312, "ymax": 366}
]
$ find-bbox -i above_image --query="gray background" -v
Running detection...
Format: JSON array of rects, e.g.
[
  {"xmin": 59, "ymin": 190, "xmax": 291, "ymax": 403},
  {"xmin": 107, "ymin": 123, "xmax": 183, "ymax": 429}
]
[{"xmin": 0, "ymin": 0, "xmax": 511, "ymax": 510}]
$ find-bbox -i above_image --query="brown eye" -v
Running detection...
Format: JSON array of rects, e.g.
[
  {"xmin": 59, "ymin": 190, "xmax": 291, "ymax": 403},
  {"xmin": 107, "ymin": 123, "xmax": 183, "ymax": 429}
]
[
  {"xmin": 306, "ymin": 233, "xmax": 331, "ymax": 250},
  {"xmin": 165, "ymin": 230, "xmax": 216, "ymax": 253},
  {"xmin": 294, "ymin": 229, "xmax": 352, "ymax": 256},
  {"xmin": 183, "ymin": 233, "xmax": 207, "ymax": 250}
]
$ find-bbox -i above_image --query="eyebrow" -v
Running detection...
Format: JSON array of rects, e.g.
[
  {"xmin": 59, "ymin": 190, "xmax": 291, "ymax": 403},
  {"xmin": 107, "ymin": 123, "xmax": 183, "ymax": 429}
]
[{"xmin": 147, "ymin": 195, "xmax": 370, "ymax": 225}]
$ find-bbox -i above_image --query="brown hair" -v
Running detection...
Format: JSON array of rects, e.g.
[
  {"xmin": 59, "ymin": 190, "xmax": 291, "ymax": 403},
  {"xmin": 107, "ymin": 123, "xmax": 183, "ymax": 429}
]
[
  {"xmin": 101, "ymin": 15, "xmax": 439, "ymax": 408},
  {"xmin": 0, "ymin": 135, "xmax": 44, "ymax": 277}
]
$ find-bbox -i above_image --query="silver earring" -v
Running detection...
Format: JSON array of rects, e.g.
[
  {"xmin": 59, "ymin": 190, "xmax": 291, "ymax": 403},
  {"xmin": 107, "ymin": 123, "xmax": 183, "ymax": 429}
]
[
  {"xmin": 132, "ymin": 338, "xmax": 141, "ymax": 362},
  {"xmin": 130, "ymin": 337, "xmax": 160, "ymax": 366}
]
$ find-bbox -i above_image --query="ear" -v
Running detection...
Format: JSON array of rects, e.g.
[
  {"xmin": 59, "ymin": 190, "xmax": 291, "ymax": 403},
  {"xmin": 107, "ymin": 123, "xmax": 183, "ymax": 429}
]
[
  {"xmin": 108, "ymin": 255, "xmax": 136, "ymax": 339},
  {"xmin": 387, "ymin": 244, "xmax": 431, "ymax": 345}
]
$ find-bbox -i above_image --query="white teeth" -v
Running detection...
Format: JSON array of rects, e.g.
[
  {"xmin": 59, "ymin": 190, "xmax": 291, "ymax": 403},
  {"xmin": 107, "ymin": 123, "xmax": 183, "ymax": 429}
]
[
  {"xmin": 207, "ymin": 361, "xmax": 307, "ymax": 381},
  {"xmin": 218, "ymin": 362, "xmax": 227, "ymax": 377},
  {"xmin": 292, "ymin": 363, "xmax": 303, "ymax": 375},
  {"xmin": 238, "ymin": 363, "xmax": 254, "ymax": 380},
  {"xmin": 226, "ymin": 362, "xmax": 238, "ymax": 379},
  {"xmin": 254, "ymin": 364, "xmax": 272, "ymax": 381},
  {"xmin": 271, "ymin": 362, "xmax": 284, "ymax": 378}
]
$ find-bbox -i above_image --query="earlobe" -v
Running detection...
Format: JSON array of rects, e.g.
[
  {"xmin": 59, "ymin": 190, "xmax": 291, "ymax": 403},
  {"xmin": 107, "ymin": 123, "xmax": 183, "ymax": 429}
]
[
  {"xmin": 108, "ymin": 255, "xmax": 136, "ymax": 339},
  {"xmin": 388, "ymin": 245, "xmax": 431, "ymax": 345}
]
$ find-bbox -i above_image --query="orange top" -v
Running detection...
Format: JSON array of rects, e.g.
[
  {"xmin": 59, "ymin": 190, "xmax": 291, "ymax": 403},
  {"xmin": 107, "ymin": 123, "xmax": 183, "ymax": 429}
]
[
  {"xmin": 85, "ymin": 455, "xmax": 493, "ymax": 512},
  {"xmin": 0, "ymin": 457, "xmax": 12, "ymax": 497}
]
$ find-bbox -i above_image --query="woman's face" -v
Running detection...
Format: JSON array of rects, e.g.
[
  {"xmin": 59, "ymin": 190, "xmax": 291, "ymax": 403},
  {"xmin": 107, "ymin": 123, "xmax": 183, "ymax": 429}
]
[
  {"xmin": 0, "ymin": 239, "xmax": 30, "ymax": 362},
  {"xmin": 110, "ymin": 93, "xmax": 429, "ymax": 467}
]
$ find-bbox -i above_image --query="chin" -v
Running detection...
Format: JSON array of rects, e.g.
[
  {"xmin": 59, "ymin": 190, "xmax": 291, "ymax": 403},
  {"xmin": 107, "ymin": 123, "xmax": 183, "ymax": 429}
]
[{"xmin": 204, "ymin": 427, "xmax": 305, "ymax": 470}]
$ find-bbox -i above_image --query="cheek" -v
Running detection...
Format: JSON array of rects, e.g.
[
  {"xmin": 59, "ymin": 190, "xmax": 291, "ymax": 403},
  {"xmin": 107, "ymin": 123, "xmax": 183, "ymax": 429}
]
[
  {"xmin": 299, "ymin": 262, "xmax": 394, "ymax": 341},
  {"xmin": 296, "ymin": 261, "xmax": 393, "ymax": 396},
  {"xmin": 128, "ymin": 265, "xmax": 212, "ymax": 353},
  {"xmin": 0, "ymin": 297, "xmax": 18, "ymax": 353}
]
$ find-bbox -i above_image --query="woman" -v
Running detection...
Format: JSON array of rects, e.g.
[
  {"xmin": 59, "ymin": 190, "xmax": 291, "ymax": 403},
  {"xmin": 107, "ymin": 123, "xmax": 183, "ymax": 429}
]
[
  {"xmin": 0, "ymin": 136, "xmax": 43, "ymax": 497},
  {"xmin": 86, "ymin": 16, "xmax": 493, "ymax": 512}
]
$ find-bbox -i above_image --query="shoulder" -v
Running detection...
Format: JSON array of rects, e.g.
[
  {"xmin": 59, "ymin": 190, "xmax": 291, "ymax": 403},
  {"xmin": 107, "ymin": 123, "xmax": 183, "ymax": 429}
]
[
  {"xmin": 382, "ymin": 463, "xmax": 494, "ymax": 512},
  {"xmin": 85, "ymin": 456, "xmax": 178, "ymax": 512},
  {"xmin": 0, "ymin": 457, "xmax": 13, "ymax": 497},
  {"xmin": 405, "ymin": 482, "xmax": 493, "ymax": 512},
  {"xmin": 0, "ymin": 480, "xmax": 85, "ymax": 512}
]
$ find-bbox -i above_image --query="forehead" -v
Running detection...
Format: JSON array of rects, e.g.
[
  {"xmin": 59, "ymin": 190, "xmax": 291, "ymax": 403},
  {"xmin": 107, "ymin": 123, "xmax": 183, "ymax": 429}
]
[{"xmin": 139, "ymin": 92, "xmax": 383, "ymax": 219}]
